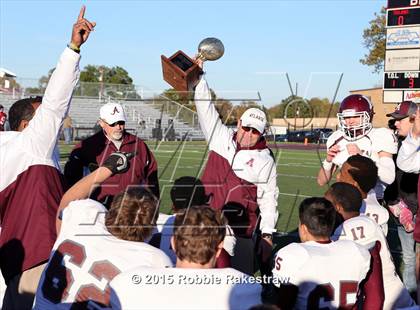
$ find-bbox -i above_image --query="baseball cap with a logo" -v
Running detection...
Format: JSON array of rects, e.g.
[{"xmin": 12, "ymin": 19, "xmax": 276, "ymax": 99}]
[
  {"xmin": 100, "ymin": 103, "xmax": 126, "ymax": 124},
  {"xmin": 386, "ymin": 101, "xmax": 419, "ymax": 120},
  {"xmin": 240, "ymin": 108, "xmax": 267, "ymax": 134}
]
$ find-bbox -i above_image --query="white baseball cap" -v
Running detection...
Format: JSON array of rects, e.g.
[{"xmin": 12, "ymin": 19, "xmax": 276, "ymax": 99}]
[
  {"xmin": 100, "ymin": 102, "xmax": 126, "ymax": 124},
  {"xmin": 240, "ymin": 108, "xmax": 267, "ymax": 134}
]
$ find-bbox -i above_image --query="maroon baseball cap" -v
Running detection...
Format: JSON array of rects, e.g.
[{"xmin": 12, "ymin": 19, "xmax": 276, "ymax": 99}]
[{"xmin": 386, "ymin": 101, "xmax": 419, "ymax": 120}]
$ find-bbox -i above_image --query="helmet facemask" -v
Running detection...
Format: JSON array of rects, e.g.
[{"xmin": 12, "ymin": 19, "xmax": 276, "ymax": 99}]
[{"xmin": 337, "ymin": 110, "xmax": 372, "ymax": 141}]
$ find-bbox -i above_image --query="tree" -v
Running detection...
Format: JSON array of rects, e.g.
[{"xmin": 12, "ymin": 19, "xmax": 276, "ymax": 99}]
[
  {"xmin": 20, "ymin": 68, "xmax": 55, "ymax": 95},
  {"xmin": 160, "ymin": 89, "xmax": 192, "ymax": 107},
  {"xmin": 308, "ymin": 97, "xmax": 339, "ymax": 117},
  {"xmin": 158, "ymin": 88, "xmax": 236, "ymax": 125},
  {"xmin": 106, "ymin": 67, "xmax": 133, "ymax": 85},
  {"xmin": 160, "ymin": 87, "xmax": 220, "ymax": 110},
  {"xmin": 267, "ymin": 95, "xmax": 303, "ymax": 119},
  {"xmin": 38, "ymin": 68, "xmax": 55, "ymax": 89},
  {"xmin": 233, "ymin": 101, "xmax": 260, "ymax": 122},
  {"xmin": 215, "ymin": 99, "xmax": 235, "ymax": 125},
  {"xmin": 79, "ymin": 65, "xmax": 100, "ymax": 82},
  {"xmin": 23, "ymin": 65, "xmax": 136, "ymax": 98},
  {"xmin": 79, "ymin": 65, "xmax": 133, "ymax": 84},
  {"xmin": 267, "ymin": 96, "xmax": 339, "ymax": 120},
  {"xmin": 360, "ymin": 7, "xmax": 386, "ymax": 73},
  {"xmin": 78, "ymin": 65, "xmax": 135, "ymax": 98}
]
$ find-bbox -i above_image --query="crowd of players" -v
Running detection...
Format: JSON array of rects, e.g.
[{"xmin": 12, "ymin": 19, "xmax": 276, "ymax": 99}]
[{"xmin": 1, "ymin": 6, "xmax": 420, "ymax": 310}]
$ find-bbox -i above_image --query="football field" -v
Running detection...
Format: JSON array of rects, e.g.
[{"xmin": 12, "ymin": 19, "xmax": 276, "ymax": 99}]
[
  {"xmin": 59, "ymin": 140, "xmax": 403, "ymax": 265},
  {"xmin": 59, "ymin": 141, "xmax": 330, "ymax": 233}
]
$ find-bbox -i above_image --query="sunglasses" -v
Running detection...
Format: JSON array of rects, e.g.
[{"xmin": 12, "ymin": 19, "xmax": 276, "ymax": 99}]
[
  {"xmin": 108, "ymin": 121, "xmax": 125, "ymax": 127},
  {"xmin": 241, "ymin": 126, "xmax": 260, "ymax": 135}
]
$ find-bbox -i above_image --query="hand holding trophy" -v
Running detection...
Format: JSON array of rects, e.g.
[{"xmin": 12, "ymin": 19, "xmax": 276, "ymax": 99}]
[{"xmin": 161, "ymin": 38, "xmax": 224, "ymax": 95}]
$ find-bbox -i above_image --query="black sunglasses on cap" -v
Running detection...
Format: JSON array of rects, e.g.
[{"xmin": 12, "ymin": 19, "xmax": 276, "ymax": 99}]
[
  {"xmin": 241, "ymin": 126, "xmax": 260, "ymax": 135},
  {"xmin": 108, "ymin": 121, "xmax": 125, "ymax": 127}
]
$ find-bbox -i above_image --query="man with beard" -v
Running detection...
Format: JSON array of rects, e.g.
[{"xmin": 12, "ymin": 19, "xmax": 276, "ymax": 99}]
[{"xmin": 64, "ymin": 102, "xmax": 159, "ymax": 206}]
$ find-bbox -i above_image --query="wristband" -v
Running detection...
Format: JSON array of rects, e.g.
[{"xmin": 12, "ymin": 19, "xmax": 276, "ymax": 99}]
[
  {"xmin": 322, "ymin": 159, "xmax": 333, "ymax": 171},
  {"xmin": 67, "ymin": 42, "xmax": 80, "ymax": 53}
]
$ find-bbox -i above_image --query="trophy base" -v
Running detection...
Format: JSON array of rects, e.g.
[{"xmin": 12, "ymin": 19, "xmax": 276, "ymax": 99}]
[{"xmin": 161, "ymin": 50, "xmax": 203, "ymax": 95}]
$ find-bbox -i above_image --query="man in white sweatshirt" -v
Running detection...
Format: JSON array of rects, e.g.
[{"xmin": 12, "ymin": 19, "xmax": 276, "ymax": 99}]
[{"xmin": 193, "ymin": 64, "xmax": 279, "ymax": 273}]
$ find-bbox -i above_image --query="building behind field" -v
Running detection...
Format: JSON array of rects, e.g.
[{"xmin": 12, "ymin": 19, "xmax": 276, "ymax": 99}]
[
  {"xmin": 349, "ymin": 87, "xmax": 396, "ymax": 128},
  {"xmin": 272, "ymin": 88, "xmax": 399, "ymax": 131}
]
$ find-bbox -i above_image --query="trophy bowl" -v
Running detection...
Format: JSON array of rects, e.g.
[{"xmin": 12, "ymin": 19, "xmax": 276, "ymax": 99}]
[
  {"xmin": 197, "ymin": 38, "xmax": 224, "ymax": 61},
  {"xmin": 161, "ymin": 37, "xmax": 224, "ymax": 93}
]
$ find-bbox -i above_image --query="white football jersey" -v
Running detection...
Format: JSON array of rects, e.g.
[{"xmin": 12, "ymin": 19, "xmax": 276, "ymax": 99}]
[
  {"xmin": 327, "ymin": 128, "xmax": 397, "ymax": 167},
  {"xmin": 272, "ymin": 240, "xmax": 370, "ymax": 309},
  {"xmin": 327, "ymin": 127, "xmax": 398, "ymax": 199},
  {"xmin": 361, "ymin": 190, "xmax": 389, "ymax": 236},
  {"xmin": 34, "ymin": 199, "xmax": 172, "ymax": 308},
  {"xmin": 333, "ymin": 215, "xmax": 414, "ymax": 310},
  {"xmin": 109, "ymin": 267, "xmax": 262, "ymax": 309}
]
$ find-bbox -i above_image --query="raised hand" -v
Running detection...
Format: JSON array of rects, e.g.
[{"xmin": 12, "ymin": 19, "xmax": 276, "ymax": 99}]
[
  {"xmin": 71, "ymin": 6, "xmax": 96, "ymax": 48},
  {"xmin": 326, "ymin": 144, "xmax": 340, "ymax": 162},
  {"xmin": 194, "ymin": 54, "xmax": 204, "ymax": 69}
]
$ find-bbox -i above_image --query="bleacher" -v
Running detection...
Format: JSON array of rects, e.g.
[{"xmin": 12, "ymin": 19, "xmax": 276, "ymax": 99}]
[{"xmin": 0, "ymin": 93, "xmax": 205, "ymax": 141}]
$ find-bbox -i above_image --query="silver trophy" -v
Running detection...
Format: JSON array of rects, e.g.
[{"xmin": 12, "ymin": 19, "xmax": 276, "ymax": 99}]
[
  {"xmin": 197, "ymin": 38, "xmax": 225, "ymax": 61},
  {"xmin": 161, "ymin": 37, "xmax": 224, "ymax": 93}
]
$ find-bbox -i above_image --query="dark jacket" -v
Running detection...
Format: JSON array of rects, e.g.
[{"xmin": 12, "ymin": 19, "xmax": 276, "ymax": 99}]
[
  {"xmin": 64, "ymin": 131, "xmax": 159, "ymax": 205},
  {"xmin": 384, "ymin": 140, "xmax": 419, "ymax": 220}
]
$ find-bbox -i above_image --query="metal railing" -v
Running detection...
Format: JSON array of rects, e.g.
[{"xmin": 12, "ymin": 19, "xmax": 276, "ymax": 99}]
[{"xmin": 5, "ymin": 78, "xmax": 201, "ymax": 130}]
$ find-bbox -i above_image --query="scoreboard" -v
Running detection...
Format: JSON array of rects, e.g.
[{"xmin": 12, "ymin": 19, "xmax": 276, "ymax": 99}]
[
  {"xmin": 387, "ymin": 7, "xmax": 420, "ymax": 27},
  {"xmin": 384, "ymin": 1, "xmax": 420, "ymax": 102},
  {"xmin": 388, "ymin": 0, "xmax": 420, "ymax": 9},
  {"xmin": 384, "ymin": 71, "xmax": 420, "ymax": 89}
]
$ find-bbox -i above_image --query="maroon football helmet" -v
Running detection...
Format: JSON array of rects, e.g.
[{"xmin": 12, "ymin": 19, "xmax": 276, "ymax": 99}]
[{"xmin": 337, "ymin": 94, "xmax": 374, "ymax": 140}]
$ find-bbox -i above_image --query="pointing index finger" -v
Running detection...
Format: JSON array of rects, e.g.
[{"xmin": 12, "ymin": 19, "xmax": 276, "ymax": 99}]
[{"xmin": 77, "ymin": 5, "xmax": 85, "ymax": 21}]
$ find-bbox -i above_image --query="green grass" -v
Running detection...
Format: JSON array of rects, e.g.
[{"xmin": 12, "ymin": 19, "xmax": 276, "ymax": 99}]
[
  {"xmin": 59, "ymin": 141, "xmax": 328, "ymax": 233},
  {"xmin": 59, "ymin": 140, "xmax": 404, "ymax": 274}
]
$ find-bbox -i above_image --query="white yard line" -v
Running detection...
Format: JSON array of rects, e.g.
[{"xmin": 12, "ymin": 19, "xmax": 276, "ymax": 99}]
[
  {"xmin": 277, "ymin": 163, "xmax": 320, "ymax": 168},
  {"xmin": 154, "ymin": 154, "xmax": 206, "ymax": 161},
  {"xmin": 154, "ymin": 154, "xmax": 322, "ymax": 168},
  {"xmin": 278, "ymin": 173, "xmax": 317, "ymax": 179}
]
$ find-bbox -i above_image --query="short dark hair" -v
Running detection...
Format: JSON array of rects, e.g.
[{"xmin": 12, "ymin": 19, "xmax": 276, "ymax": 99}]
[
  {"xmin": 105, "ymin": 188, "xmax": 158, "ymax": 242},
  {"xmin": 170, "ymin": 176, "xmax": 208, "ymax": 211},
  {"xmin": 326, "ymin": 182, "xmax": 362, "ymax": 213},
  {"xmin": 221, "ymin": 202, "xmax": 249, "ymax": 237},
  {"xmin": 346, "ymin": 155, "xmax": 378, "ymax": 193},
  {"xmin": 173, "ymin": 205, "xmax": 226, "ymax": 265},
  {"xmin": 8, "ymin": 96, "xmax": 43, "ymax": 130},
  {"xmin": 299, "ymin": 197, "xmax": 336, "ymax": 238}
]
